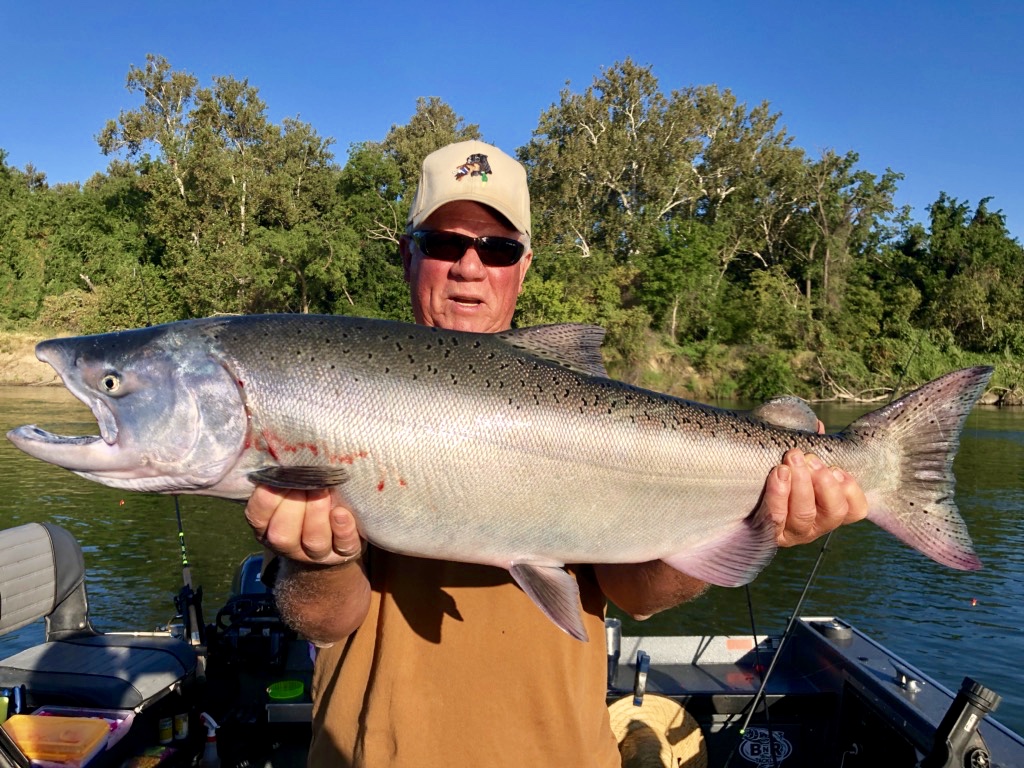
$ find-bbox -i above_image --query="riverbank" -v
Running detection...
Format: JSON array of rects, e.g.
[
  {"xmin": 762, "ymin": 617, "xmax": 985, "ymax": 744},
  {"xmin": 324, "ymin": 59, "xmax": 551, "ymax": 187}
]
[{"xmin": 0, "ymin": 332, "xmax": 59, "ymax": 386}]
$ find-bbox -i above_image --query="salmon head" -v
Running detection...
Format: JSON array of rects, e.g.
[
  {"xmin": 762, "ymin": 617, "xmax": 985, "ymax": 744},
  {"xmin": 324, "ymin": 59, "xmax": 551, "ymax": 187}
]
[{"xmin": 7, "ymin": 322, "xmax": 248, "ymax": 493}]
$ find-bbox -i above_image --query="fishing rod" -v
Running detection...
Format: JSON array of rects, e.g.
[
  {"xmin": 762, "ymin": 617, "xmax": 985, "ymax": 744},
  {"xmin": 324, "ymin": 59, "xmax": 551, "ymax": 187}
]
[
  {"xmin": 723, "ymin": 532, "xmax": 835, "ymax": 768},
  {"xmin": 173, "ymin": 496, "xmax": 205, "ymax": 648}
]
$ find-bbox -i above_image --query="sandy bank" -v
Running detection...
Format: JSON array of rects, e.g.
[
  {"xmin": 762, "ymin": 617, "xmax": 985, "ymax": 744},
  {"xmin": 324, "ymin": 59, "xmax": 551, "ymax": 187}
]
[{"xmin": 0, "ymin": 332, "xmax": 61, "ymax": 386}]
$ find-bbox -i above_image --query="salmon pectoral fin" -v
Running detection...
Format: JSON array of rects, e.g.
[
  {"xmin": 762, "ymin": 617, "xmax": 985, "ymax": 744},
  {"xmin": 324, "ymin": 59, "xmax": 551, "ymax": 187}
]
[
  {"xmin": 509, "ymin": 563, "xmax": 589, "ymax": 642},
  {"xmin": 660, "ymin": 504, "xmax": 779, "ymax": 588},
  {"xmin": 248, "ymin": 466, "xmax": 350, "ymax": 490}
]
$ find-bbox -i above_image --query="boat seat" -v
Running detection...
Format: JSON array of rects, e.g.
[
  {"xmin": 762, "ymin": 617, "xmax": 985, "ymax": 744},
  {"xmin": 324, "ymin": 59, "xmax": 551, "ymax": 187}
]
[{"xmin": 0, "ymin": 522, "xmax": 197, "ymax": 711}]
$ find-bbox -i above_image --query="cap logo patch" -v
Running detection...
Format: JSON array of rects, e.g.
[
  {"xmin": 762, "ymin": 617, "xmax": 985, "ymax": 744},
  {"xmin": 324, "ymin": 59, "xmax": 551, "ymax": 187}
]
[{"xmin": 454, "ymin": 153, "xmax": 492, "ymax": 182}]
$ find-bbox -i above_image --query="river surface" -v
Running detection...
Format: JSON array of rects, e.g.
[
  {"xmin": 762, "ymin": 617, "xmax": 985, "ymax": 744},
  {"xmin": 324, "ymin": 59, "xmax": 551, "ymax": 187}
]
[{"xmin": 1, "ymin": 385, "xmax": 1022, "ymax": 733}]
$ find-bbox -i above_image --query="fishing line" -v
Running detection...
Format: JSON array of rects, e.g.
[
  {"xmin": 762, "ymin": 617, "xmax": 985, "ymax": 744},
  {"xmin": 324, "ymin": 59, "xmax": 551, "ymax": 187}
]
[
  {"xmin": 742, "ymin": 583, "xmax": 779, "ymax": 768},
  {"xmin": 890, "ymin": 327, "xmax": 925, "ymax": 401}
]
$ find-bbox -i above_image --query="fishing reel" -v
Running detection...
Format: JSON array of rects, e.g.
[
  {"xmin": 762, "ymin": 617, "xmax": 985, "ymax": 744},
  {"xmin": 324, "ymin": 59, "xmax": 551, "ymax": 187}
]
[{"xmin": 173, "ymin": 583, "xmax": 207, "ymax": 646}]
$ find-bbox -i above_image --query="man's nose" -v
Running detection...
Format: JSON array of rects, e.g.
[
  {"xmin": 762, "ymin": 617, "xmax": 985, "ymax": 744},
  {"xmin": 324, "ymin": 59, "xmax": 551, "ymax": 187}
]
[{"xmin": 450, "ymin": 246, "xmax": 487, "ymax": 278}]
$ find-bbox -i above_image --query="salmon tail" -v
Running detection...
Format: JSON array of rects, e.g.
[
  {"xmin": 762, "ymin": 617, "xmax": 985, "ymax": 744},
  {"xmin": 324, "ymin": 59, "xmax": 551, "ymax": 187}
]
[{"xmin": 846, "ymin": 365, "xmax": 994, "ymax": 571}]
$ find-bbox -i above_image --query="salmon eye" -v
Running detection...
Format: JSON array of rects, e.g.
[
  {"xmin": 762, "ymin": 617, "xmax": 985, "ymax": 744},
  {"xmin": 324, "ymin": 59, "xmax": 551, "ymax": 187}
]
[{"xmin": 101, "ymin": 373, "xmax": 121, "ymax": 393}]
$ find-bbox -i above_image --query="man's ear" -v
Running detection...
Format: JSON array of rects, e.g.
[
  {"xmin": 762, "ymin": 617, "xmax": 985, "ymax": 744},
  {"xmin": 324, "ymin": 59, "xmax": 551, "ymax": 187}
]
[
  {"xmin": 400, "ymin": 235, "xmax": 414, "ymax": 283},
  {"xmin": 516, "ymin": 249, "xmax": 534, "ymax": 294}
]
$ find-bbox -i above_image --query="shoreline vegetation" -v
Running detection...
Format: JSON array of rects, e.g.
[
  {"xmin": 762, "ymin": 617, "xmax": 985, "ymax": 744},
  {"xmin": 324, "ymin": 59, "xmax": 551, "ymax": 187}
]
[
  {"xmin": 4, "ymin": 328, "xmax": 1019, "ymax": 406},
  {"xmin": 3, "ymin": 57, "xmax": 1022, "ymax": 405}
]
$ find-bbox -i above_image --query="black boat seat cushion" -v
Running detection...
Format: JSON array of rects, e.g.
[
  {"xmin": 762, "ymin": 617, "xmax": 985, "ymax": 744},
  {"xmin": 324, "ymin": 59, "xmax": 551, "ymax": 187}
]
[{"xmin": 0, "ymin": 522, "xmax": 197, "ymax": 710}]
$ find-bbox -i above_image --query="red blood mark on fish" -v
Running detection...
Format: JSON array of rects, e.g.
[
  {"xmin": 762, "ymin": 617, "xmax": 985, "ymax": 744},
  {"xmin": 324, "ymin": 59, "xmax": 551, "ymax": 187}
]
[
  {"xmin": 260, "ymin": 430, "xmax": 280, "ymax": 460},
  {"xmin": 377, "ymin": 480, "xmax": 385, "ymax": 492},
  {"xmin": 255, "ymin": 431, "xmax": 362, "ymax": 464},
  {"xmin": 333, "ymin": 450, "xmax": 369, "ymax": 465}
]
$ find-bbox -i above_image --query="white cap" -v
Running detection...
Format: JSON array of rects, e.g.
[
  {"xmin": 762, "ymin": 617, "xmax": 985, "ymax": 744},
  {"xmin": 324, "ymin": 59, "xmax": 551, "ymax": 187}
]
[{"xmin": 407, "ymin": 140, "xmax": 531, "ymax": 237}]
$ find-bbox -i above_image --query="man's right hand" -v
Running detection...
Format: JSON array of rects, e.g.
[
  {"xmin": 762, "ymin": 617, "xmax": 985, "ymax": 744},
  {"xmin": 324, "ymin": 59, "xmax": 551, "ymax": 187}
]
[
  {"xmin": 245, "ymin": 486, "xmax": 372, "ymax": 643},
  {"xmin": 245, "ymin": 485, "xmax": 364, "ymax": 566}
]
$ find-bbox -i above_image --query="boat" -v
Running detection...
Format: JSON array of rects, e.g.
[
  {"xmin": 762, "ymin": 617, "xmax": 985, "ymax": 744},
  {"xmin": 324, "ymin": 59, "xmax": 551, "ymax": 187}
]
[{"xmin": 0, "ymin": 521, "xmax": 1021, "ymax": 768}]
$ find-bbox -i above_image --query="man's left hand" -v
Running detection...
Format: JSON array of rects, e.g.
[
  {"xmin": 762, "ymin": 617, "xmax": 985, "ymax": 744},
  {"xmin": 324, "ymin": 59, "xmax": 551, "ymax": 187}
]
[{"xmin": 762, "ymin": 422, "xmax": 868, "ymax": 547}]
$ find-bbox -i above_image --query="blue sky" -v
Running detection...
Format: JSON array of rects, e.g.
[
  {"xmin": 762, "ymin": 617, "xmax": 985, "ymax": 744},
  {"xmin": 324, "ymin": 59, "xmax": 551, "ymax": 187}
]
[{"xmin": 3, "ymin": 1, "xmax": 1022, "ymax": 239}]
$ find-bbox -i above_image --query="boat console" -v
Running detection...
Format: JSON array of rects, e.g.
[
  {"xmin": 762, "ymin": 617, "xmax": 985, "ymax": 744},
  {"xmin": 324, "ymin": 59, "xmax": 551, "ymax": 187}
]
[{"xmin": 607, "ymin": 617, "xmax": 1023, "ymax": 767}]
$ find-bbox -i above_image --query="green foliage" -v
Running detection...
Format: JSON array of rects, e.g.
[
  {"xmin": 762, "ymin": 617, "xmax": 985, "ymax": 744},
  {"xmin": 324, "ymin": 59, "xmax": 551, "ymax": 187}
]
[
  {"xmin": 0, "ymin": 153, "xmax": 46, "ymax": 321},
  {"xmin": 731, "ymin": 265, "xmax": 811, "ymax": 349},
  {"xmin": 814, "ymin": 344, "xmax": 873, "ymax": 397},
  {"xmin": 635, "ymin": 220, "xmax": 726, "ymax": 342},
  {"xmin": 908, "ymin": 194, "xmax": 1024, "ymax": 353},
  {"xmin": 521, "ymin": 59, "xmax": 798, "ymax": 269},
  {"xmin": 37, "ymin": 289, "xmax": 102, "ymax": 332},
  {"xmin": 518, "ymin": 246, "xmax": 653, "ymax": 368},
  {"xmin": 1, "ymin": 57, "xmax": 1017, "ymax": 402},
  {"xmin": 381, "ymin": 96, "xmax": 481, "ymax": 196},
  {"xmin": 737, "ymin": 349, "xmax": 798, "ymax": 401},
  {"xmin": 828, "ymin": 277, "xmax": 883, "ymax": 351},
  {"xmin": 516, "ymin": 269, "xmax": 591, "ymax": 325}
]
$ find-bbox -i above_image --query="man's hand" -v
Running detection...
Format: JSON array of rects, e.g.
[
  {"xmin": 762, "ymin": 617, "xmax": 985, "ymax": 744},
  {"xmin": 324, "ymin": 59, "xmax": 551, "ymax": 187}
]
[
  {"xmin": 245, "ymin": 486, "xmax": 364, "ymax": 566},
  {"xmin": 245, "ymin": 486, "xmax": 371, "ymax": 642},
  {"xmin": 762, "ymin": 421, "xmax": 868, "ymax": 547}
]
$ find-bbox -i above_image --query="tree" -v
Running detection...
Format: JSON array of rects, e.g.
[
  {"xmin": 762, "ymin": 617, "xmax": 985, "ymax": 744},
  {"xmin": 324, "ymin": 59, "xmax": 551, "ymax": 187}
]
[
  {"xmin": 97, "ymin": 54, "xmax": 198, "ymax": 202},
  {"xmin": 331, "ymin": 99, "xmax": 481, "ymax": 318},
  {"xmin": 334, "ymin": 142, "xmax": 410, "ymax": 319},
  {"xmin": 781, "ymin": 150, "xmax": 904, "ymax": 318},
  {"xmin": 522, "ymin": 59, "xmax": 799, "ymax": 268},
  {"xmin": 0, "ymin": 151, "xmax": 46, "ymax": 321},
  {"xmin": 522, "ymin": 59, "xmax": 702, "ymax": 259},
  {"xmin": 381, "ymin": 96, "xmax": 481, "ymax": 195},
  {"xmin": 634, "ymin": 219, "xmax": 726, "ymax": 342},
  {"xmin": 95, "ymin": 54, "xmax": 345, "ymax": 316},
  {"xmin": 914, "ymin": 194, "xmax": 1024, "ymax": 351}
]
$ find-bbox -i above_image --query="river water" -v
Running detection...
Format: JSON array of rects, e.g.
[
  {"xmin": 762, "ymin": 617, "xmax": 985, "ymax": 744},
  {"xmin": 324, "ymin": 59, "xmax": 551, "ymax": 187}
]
[{"xmin": 1, "ymin": 385, "xmax": 1022, "ymax": 733}]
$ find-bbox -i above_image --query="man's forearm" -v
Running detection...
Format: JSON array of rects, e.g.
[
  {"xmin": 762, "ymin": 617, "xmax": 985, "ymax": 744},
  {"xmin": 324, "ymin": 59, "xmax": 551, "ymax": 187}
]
[
  {"xmin": 594, "ymin": 561, "xmax": 709, "ymax": 620},
  {"xmin": 274, "ymin": 557, "xmax": 371, "ymax": 645}
]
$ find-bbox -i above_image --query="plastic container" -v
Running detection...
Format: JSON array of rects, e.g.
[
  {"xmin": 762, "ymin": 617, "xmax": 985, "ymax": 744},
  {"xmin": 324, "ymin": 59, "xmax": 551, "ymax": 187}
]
[
  {"xmin": 32, "ymin": 708, "xmax": 134, "ymax": 749},
  {"xmin": 1, "ymin": 714, "xmax": 109, "ymax": 768},
  {"xmin": 199, "ymin": 713, "xmax": 219, "ymax": 768},
  {"xmin": 266, "ymin": 680, "xmax": 304, "ymax": 701}
]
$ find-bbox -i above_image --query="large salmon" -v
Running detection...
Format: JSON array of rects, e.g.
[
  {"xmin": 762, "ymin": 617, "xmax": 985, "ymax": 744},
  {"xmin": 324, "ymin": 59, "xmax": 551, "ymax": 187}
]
[{"xmin": 7, "ymin": 315, "xmax": 991, "ymax": 640}]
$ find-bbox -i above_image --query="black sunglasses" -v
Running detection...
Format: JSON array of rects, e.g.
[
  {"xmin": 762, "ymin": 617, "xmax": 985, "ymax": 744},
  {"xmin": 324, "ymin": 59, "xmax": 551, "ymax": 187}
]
[{"xmin": 411, "ymin": 230, "xmax": 526, "ymax": 267}]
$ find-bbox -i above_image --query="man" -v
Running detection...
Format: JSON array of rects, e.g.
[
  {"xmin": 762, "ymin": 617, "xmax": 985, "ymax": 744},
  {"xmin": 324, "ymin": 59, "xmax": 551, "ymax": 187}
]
[{"xmin": 246, "ymin": 140, "xmax": 867, "ymax": 767}]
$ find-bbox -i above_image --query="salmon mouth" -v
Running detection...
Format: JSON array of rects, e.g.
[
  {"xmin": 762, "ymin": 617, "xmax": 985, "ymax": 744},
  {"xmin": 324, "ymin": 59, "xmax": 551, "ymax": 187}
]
[
  {"xmin": 8, "ymin": 426, "xmax": 103, "ymax": 447},
  {"xmin": 6, "ymin": 423, "xmax": 125, "ymax": 473},
  {"xmin": 27, "ymin": 340, "xmax": 122, "ymax": 448},
  {"xmin": 8, "ymin": 387, "xmax": 119, "ymax": 448}
]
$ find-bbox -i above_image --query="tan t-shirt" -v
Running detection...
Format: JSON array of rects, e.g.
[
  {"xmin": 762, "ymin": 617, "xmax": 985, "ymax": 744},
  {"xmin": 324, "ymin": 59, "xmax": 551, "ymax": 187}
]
[{"xmin": 308, "ymin": 548, "xmax": 621, "ymax": 767}]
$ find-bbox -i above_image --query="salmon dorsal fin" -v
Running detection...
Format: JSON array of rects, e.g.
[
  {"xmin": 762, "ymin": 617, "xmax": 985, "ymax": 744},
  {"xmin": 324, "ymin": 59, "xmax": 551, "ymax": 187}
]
[{"xmin": 496, "ymin": 324, "xmax": 608, "ymax": 378}]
